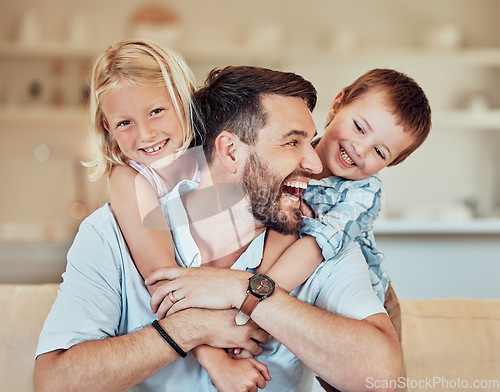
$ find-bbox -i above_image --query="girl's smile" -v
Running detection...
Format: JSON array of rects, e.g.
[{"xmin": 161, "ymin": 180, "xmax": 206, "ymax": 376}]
[{"xmin": 101, "ymin": 83, "xmax": 185, "ymax": 167}]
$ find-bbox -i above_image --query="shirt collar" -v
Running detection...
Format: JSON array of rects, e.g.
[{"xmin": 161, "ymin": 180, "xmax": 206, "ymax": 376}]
[{"xmin": 165, "ymin": 177, "xmax": 265, "ymax": 270}]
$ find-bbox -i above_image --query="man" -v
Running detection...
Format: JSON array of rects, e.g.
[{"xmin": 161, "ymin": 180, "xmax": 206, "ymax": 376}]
[{"xmin": 35, "ymin": 66, "xmax": 401, "ymax": 391}]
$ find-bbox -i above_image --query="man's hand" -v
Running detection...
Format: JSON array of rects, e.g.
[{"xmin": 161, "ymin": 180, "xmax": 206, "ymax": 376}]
[
  {"xmin": 207, "ymin": 355, "xmax": 271, "ymax": 392},
  {"xmin": 180, "ymin": 308, "xmax": 269, "ymax": 356},
  {"xmin": 146, "ymin": 266, "xmax": 252, "ymax": 320}
]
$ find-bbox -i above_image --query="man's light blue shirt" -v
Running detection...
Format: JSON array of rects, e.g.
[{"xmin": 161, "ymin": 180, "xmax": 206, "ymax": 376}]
[{"xmin": 36, "ymin": 177, "xmax": 385, "ymax": 391}]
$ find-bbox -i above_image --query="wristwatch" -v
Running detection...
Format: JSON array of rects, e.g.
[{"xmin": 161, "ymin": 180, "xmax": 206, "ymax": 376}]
[{"xmin": 235, "ymin": 274, "xmax": 275, "ymax": 325}]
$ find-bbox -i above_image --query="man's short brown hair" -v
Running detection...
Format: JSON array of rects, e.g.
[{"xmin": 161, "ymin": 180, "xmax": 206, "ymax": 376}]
[{"xmin": 195, "ymin": 65, "xmax": 317, "ymax": 164}]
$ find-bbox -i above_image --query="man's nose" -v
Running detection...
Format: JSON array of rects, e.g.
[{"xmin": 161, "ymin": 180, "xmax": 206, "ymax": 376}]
[{"xmin": 301, "ymin": 143, "xmax": 322, "ymax": 174}]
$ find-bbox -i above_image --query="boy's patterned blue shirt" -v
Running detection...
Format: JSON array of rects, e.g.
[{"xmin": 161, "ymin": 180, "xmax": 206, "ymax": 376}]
[{"xmin": 300, "ymin": 173, "xmax": 389, "ymax": 302}]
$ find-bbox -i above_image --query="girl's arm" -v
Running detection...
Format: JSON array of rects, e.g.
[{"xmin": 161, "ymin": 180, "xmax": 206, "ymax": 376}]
[
  {"xmin": 109, "ymin": 165, "xmax": 176, "ymax": 295},
  {"xmin": 192, "ymin": 345, "xmax": 270, "ymax": 392},
  {"xmin": 111, "ymin": 165, "xmax": 270, "ymax": 389}
]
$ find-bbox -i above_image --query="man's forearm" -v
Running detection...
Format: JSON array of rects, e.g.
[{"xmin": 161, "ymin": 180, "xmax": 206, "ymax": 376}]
[
  {"xmin": 35, "ymin": 307, "xmax": 266, "ymax": 392},
  {"xmin": 251, "ymin": 289, "xmax": 401, "ymax": 392},
  {"xmin": 35, "ymin": 318, "xmax": 191, "ymax": 392}
]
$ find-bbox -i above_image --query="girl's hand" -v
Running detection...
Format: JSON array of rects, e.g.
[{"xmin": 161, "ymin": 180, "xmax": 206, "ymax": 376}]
[
  {"xmin": 228, "ymin": 347, "xmax": 254, "ymax": 359},
  {"xmin": 146, "ymin": 266, "xmax": 252, "ymax": 320},
  {"xmin": 208, "ymin": 355, "xmax": 271, "ymax": 392}
]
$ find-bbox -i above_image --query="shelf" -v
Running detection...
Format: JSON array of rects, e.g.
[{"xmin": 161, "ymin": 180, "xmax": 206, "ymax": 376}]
[
  {"xmin": 182, "ymin": 45, "xmax": 500, "ymax": 67},
  {"xmin": 0, "ymin": 107, "xmax": 87, "ymax": 130},
  {"xmin": 374, "ymin": 218, "xmax": 500, "ymax": 235},
  {"xmin": 0, "ymin": 42, "xmax": 103, "ymax": 60},
  {"xmin": 434, "ymin": 109, "xmax": 500, "ymax": 130},
  {"xmin": 3, "ymin": 41, "xmax": 500, "ymax": 67}
]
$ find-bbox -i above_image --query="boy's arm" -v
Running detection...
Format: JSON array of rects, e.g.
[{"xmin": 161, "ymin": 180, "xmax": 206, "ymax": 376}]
[
  {"xmin": 304, "ymin": 176, "xmax": 382, "ymax": 261},
  {"xmin": 192, "ymin": 345, "xmax": 270, "ymax": 392},
  {"xmin": 109, "ymin": 165, "xmax": 176, "ymax": 294},
  {"xmin": 259, "ymin": 234, "xmax": 323, "ymax": 293},
  {"xmin": 256, "ymin": 230, "xmax": 297, "ymax": 276}
]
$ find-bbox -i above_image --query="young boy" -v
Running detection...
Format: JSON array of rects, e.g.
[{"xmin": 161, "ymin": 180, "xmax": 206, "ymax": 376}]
[{"xmin": 256, "ymin": 68, "xmax": 431, "ymax": 392}]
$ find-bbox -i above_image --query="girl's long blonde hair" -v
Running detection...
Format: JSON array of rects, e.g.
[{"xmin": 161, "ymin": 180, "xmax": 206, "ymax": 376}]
[{"xmin": 84, "ymin": 38, "xmax": 200, "ymax": 180}]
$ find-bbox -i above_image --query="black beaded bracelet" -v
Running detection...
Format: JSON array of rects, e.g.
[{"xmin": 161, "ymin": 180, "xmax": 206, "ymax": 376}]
[{"xmin": 152, "ymin": 320, "xmax": 187, "ymax": 358}]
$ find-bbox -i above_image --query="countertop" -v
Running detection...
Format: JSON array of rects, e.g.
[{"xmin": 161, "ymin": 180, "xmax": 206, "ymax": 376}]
[{"xmin": 374, "ymin": 218, "xmax": 500, "ymax": 235}]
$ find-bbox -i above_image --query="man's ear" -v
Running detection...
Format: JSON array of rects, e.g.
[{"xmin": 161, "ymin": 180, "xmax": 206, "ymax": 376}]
[
  {"xmin": 327, "ymin": 91, "xmax": 344, "ymax": 120},
  {"xmin": 215, "ymin": 131, "xmax": 242, "ymax": 174}
]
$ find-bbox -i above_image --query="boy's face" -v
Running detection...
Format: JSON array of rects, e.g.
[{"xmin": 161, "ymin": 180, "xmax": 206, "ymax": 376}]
[{"xmin": 318, "ymin": 88, "xmax": 415, "ymax": 180}]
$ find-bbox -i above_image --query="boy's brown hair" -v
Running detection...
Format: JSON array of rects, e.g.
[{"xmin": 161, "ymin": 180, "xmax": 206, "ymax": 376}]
[{"xmin": 338, "ymin": 68, "xmax": 431, "ymax": 166}]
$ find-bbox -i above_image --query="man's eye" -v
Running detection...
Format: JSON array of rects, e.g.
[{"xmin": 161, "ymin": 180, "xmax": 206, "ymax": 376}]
[
  {"xmin": 375, "ymin": 147, "xmax": 386, "ymax": 160},
  {"xmin": 354, "ymin": 121, "xmax": 364, "ymax": 134},
  {"xmin": 287, "ymin": 140, "xmax": 298, "ymax": 146}
]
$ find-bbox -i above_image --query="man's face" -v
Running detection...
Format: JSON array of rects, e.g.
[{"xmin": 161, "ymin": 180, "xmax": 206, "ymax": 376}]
[{"xmin": 242, "ymin": 94, "xmax": 322, "ymax": 234}]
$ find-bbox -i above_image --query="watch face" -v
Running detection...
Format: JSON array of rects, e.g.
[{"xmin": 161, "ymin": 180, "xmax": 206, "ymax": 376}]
[{"xmin": 249, "ymin": 274, "xmax": 275, "ymax": 298}]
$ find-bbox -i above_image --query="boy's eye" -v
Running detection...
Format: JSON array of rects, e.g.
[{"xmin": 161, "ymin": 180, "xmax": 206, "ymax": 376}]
[
  {"xmin": 354, "ymin": 121, "xmax": 364, "ymax": 134},
  {"xmin": 375, "ymin": 147, "xmax": 386, "ymax": 160}
]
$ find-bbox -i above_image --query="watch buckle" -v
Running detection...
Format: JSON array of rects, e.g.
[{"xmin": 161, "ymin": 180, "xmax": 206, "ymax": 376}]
[{"xmin": 235, "ymin": 311, "xmax": 250, "ymax": 326}]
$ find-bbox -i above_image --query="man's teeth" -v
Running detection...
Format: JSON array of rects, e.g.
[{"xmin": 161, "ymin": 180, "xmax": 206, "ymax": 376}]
[
  {"xmin": 143, "ymin": 140, "xmax": 167, "ymax": 153},
  {"xmin": 340, "ymin": 147, "xmax": 355, "ymax": 165},
  {"xmin": 284, "ymin": 181, "xmax": 308, "ymax": 190}
]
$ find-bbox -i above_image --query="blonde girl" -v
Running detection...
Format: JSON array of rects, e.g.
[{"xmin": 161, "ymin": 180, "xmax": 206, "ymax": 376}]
[
  {"xmin": 84, "ymin": 39, "xmax": 269, "ymax": 391},
  {"xmin": 85, "ymin": 38, "xmax": 201, "ymax": 284}
]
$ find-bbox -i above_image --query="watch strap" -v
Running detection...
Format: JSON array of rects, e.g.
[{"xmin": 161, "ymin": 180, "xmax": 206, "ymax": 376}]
[{"xmin": 235, "ymin": 292, "xmax": 260, "ymax": 325}]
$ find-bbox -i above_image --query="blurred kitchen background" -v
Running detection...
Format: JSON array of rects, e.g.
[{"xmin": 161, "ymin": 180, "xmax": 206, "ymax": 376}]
[{"xmin": 0, "ymin": 0, "xmax": 499, "ymax": 298}]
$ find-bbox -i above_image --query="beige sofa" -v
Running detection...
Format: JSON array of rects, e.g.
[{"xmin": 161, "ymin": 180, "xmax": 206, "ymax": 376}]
[{"xmin": 2, "ymin": 283, "xmax": 500, "ymax": 392}]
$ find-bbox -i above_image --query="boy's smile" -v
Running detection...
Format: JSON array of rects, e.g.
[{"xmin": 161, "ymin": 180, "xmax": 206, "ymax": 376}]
[{"xmin": 315, "ymin": 89, "xmax": 416, "ymax": 181}]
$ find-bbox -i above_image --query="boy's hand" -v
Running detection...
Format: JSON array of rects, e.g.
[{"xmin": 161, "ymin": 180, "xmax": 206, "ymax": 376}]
[
  {"xmin": 208, "ymin": 355, "xmax": 271, "ymax": 392},
  {"xmin": 300, "ymin": 202, "xmax": 314, "ymax": 218}
]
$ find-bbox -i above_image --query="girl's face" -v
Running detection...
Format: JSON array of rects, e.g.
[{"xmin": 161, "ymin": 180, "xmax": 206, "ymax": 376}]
[
  {"xmin": 101, "ymin": 83, "xmax": 185, "ymax": 167},
  {"xmin": 316, "ymin": 89, "xmax": 415, "ymax": 180}
]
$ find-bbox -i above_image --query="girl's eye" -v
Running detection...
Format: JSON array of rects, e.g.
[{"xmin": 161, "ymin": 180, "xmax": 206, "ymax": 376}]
[
  {"xmin": 117, "ymin": 120, "xmax": 131, "ymax": 128},
  {"xmin": 375, "ymin": 147, "xmax": 386, "ymax": 160},
  {"xmin": 354, "ymin": 121, "xmax": 365, "ymax": 134},
  {"xmin": 151, "ymin": 108, "xmax": 163, "ymax": 116}
]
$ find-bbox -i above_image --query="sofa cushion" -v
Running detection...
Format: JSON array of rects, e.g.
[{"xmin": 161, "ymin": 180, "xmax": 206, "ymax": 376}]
[
  {"xmin": 401, "ymin": 298, "xmax": 500, "ymax": 391},
  {"xmin": 0, "ymin": 283, "xmax": 59, "ymax": 392}
]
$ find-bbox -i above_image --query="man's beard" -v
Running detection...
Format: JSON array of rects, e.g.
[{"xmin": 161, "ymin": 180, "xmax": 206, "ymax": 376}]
[{"xmin": 242, "ymin": 151, "xmax": 306, "ymax": 235}]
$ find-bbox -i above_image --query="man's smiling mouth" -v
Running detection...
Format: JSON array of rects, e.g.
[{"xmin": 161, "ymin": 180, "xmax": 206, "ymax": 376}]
[
  {"xmin": 283, "ymin": 180, "xmax": 308, "ymax": 202},
  {"xmin": 340, "ymin": 146, "xmax": 356, "ymax": 166}
]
